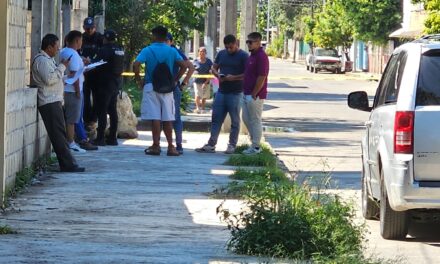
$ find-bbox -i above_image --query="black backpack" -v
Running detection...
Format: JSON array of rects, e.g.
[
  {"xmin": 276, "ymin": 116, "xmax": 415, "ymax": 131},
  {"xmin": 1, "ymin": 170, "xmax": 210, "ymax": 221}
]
[
  {"xmin": 148, "ymin": 47, "xmax": 174, "ymax": 93},
  {"xmin": 111, "ymin": 45, "xmax": 125, "ymax": 76}
]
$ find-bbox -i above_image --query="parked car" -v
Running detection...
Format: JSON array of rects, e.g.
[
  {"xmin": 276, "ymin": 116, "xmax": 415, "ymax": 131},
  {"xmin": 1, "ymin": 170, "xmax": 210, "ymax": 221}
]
[
  {"xmin": 348, "ymin": 35, "xmax": 440, "ymax": 240},
  {"xmin": 310, "ymin": 48, "xmax": 342, "ymax": 74}
]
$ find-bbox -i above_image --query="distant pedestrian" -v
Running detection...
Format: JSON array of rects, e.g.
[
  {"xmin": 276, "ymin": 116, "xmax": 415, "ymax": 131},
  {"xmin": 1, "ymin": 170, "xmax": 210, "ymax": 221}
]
[
  {"xmin": 32, "ymin": 34, "xmax": 85, "ymax": 172},
  {"xmin": 193, "ymin": 47, "xmax": 213, "ymax": 113},
  {"xmin": 196, "ymin": 35, "xmax": 249, "ymax": 154},
  {"xmin": 242, "ymin": 32, "xmax": 269, "ymax": 155},
  {"xmin": 166, "ymin": 32, "xmax": 195, "ymax": 154},
  {"xmin": 80, "ymin": 17, "xmax": 103, "ymax": 132},
  {"xmin": 92, "ymin": 29, "xmax": 125, "ymax": 146},
  {"xmin": 60, "ymin": 30, "xmax": 87, "ymax": 153},
  {"xmin": 133, "ymin": 26, "xmax": 187, "ymax": 156}
]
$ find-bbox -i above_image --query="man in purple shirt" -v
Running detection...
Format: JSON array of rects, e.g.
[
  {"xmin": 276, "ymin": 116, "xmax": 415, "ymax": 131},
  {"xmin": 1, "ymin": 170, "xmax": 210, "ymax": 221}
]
[{"xmin": 242, "ymin": 32, "xmax": 269, "ymax": 154}]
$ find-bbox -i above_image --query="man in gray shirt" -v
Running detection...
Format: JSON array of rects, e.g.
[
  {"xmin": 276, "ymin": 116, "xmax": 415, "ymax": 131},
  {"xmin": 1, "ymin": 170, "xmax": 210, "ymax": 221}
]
[{"xmin": 32, "ymin": 34, "xmax": 85, "ymax": 172}]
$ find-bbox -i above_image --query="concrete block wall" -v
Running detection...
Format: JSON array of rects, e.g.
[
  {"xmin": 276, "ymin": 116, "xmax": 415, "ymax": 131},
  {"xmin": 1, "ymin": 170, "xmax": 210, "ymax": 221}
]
[{"xmin": 4, "ymin": 0, "xmax": 50, "ymax": 190}]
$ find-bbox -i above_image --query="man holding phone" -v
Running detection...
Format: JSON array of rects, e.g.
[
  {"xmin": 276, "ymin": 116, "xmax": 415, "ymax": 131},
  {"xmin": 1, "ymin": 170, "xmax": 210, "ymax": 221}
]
[{"xmin": 196, "ymin": 35, "xmax": 248, "ymax": 154}]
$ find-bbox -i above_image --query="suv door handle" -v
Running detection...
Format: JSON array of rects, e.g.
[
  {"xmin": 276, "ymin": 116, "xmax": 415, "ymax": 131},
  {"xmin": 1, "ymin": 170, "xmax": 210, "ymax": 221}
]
[{"xmin": 365, "ymin": 121, "xmax": 373, "ymax": 127}]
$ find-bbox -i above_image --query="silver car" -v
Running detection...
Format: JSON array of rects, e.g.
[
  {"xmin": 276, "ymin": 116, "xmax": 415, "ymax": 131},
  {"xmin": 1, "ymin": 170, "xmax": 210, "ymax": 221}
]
[{"xmin": 348, "ymin": 35, "xmax": 440, "ymax": 240}]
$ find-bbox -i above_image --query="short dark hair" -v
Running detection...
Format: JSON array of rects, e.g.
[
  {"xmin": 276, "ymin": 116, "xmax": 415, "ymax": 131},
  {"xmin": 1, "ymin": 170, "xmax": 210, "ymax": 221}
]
[
  {"xmin": 223, "ymin": 34, "xmax": 236, "ymax": 45},
  {"xmin": 65, "ymin": 30, "xmax": 82, "ymax": 45},
  {"xmin": 41, "ymin": 34, "xmax": 59, "ymax": 50},
  {"xmin": 152, "ymin": 26, "xmax": 168, "ymax": 40},
  {"xmin": 248, "ymin": 32, "xmax": 262, "ymax": 41}
]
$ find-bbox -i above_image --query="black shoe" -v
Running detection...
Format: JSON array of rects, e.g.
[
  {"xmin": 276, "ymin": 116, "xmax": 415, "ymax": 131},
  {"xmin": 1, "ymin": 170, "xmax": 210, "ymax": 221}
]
[
  {"xmin": 78, "ymin": 140, "xmax": 98, "ymax": 150},
  {"xmin": 91, "ymin": 138, "xmax": 106, "ymax": 146},
  {"xmin": 105, "ymin": 139, "xmax": 118, "ymax": 146},
  {"xmin": 60, "ymin": 166, "xmax": 85, "ymax": 173}
]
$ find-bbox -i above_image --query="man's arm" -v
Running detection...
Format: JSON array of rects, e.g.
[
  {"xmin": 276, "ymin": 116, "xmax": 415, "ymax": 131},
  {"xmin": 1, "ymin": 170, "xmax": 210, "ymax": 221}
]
[
  {"xmin": 175, "ymin": 60, "xmax": 188, "ymax": 85},
  {"xmin": 35, "ymin": 58, "xmax": 68, "ymax": 86},
  {"xmin": 251, "ymin": 75, "xmax": 267, "ymax": 99},
  {"xmin": 133, "ymin": 61, "xmax": 144, "ymax": 90},
  {"xmin": 181, "ymin": 60, "xmax": 194, "ymax": 86},
  {"xmin": 224, "ymin": 74, "xmax": 244, "ymax": 82}
]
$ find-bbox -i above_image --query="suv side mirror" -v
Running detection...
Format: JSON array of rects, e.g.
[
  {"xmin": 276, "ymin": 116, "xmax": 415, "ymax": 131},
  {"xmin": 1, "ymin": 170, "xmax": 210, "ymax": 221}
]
[{"xmin": 348, "ymin": 91, "xmax": 372, "ymax": 112}]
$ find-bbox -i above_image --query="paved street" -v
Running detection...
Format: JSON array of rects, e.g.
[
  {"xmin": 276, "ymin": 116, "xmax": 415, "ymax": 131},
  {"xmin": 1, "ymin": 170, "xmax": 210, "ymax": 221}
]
[{"xmin": 265, "ymin": 58, "xmax": 440, "ymax": 263}]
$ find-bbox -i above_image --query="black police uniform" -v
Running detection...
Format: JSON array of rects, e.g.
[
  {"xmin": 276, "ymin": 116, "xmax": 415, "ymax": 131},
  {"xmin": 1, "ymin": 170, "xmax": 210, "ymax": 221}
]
[
  {"xmin": 80, "ymin": 31, "xmax": 103, "ymax": 125},
  {"xmin": 94, "ymin": 41, "xmax": 125, "ymax": 145}
]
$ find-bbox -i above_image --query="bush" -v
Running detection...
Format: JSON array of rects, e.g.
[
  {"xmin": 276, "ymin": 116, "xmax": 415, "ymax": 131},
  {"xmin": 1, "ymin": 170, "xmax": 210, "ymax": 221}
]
[
  {"xmin": 226, "ymin": 144, "xmax": 277, "ymax": 167},
  {"xmin": 266, "ymin": 35, "xmax": 284, "ymax": 58}
]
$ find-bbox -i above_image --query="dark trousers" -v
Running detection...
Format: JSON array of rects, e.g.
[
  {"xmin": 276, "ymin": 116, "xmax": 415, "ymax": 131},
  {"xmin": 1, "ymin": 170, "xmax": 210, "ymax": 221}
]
[
  {"xmin": 38, "ymin": 101, "xmax": 78, "ymax": 170},
  {"xmin": 83, "ymin": 77, "xmax": 98, "ymax": 124},
  {"xmin": 96, "ymin": 88, "xmax": 119, "ymax": 141}
]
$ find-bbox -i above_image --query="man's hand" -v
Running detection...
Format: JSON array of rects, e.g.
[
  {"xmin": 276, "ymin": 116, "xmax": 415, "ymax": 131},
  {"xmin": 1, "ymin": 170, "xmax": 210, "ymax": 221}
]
[
  {"xmin": 60, "ymin": 58, "xmax": 70, "ymax": 67},
  {"xmin": 82, "ymin": 57, "xmax": 91, "ymax": 65},
  {"xmin": 223, "ymin": 74, "xmax": 234, "ymax": 82},
  {"xmin": 75, "ymin": 91, "xmax": 81, "ymax": 99}
]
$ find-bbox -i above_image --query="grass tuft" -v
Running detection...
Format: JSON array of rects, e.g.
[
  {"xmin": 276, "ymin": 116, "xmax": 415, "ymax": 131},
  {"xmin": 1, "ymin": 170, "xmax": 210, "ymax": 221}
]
[{"xmin": 0, "ymin": 225, "xmax": 17, "ymax": 235}]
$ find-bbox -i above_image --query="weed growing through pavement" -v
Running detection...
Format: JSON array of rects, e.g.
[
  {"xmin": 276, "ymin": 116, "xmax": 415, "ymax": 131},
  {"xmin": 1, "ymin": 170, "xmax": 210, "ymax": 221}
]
[
  {"xmin": 0, "ymin": 225, "xmax": 17, "ymax": 235},
  {"xmin": 216, "ymin": 144, "xmax": 392, "ymax": 263},
  {"xmin": 226, "ymin": 144, "xmax": 277, "ymax": 167}
]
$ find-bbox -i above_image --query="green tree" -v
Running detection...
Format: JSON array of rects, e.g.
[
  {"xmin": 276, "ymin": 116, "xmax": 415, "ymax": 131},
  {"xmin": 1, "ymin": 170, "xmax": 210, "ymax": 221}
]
[
  {"xmin": 312, "ymin": 0, "xmax": 353, "ymax": 51},
  {"xmin": 89, "ymin": 0, "xmax": 211, "ymax": 67},
  {"xmin": 412, "ymin": 0, "xmax": 440, "ymax": 34},
  {"xmin": 340, "ymin": 0, "xmax": 401, "ymax": 44}
]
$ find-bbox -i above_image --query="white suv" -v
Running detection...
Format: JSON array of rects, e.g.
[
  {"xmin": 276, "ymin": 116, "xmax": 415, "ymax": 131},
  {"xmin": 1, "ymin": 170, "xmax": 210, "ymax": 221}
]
[{"xmin": 348, "ymin": 35, "xmax": 440, "ymax": 240}]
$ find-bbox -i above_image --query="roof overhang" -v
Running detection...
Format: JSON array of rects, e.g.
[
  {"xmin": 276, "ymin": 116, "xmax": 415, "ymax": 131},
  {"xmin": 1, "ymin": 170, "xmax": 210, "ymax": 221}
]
[{"xmin": 389, "ymin": 28, "xmax": 423, "ymax": 39}]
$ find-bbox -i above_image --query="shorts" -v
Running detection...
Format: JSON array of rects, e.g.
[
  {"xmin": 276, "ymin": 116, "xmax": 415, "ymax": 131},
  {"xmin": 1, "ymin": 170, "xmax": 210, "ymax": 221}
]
[
  {"xmin": 141, "ymin": 83, "xmax": 175, "ymax": 121},
  {"xmin": 64, "ymin": 92, "xmax": 82, "ymax": 124},
  {"xmin": 194, "ymin": 82, "xmax": 211, "ymax": 99}
]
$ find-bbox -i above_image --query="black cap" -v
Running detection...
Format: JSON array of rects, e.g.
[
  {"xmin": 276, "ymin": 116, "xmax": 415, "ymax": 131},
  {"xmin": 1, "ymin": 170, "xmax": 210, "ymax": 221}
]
[
  {"xmin": 83, "ymin": 17, "xmax": 95, "ymax": 28},
  {"xmin": 104, "ymin": 29, "xmax": 117, "ymax": 41}
]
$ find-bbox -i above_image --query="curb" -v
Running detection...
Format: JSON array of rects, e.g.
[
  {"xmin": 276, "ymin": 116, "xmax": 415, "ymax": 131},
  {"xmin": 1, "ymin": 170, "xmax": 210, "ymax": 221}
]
[{"xmin": 137, "ymin": 119, "xmax": 211, "ymax": 132}]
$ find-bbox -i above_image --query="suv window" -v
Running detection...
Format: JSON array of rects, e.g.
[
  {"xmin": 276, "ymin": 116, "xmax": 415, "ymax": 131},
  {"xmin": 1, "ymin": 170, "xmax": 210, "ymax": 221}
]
[
  {"xmin": 416, "ymin": 50, "xmax": 440, "ymax": 105},
  {"xmin": 374, "ymin": 52, "xmax": 407, "ymax": 107}
]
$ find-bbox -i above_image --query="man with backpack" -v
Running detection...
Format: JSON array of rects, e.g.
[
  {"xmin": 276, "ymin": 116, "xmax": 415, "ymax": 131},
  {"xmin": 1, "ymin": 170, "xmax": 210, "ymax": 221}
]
[{"xmin": 133, "ymin": 26, "xmax": 187, "ymax": 156}]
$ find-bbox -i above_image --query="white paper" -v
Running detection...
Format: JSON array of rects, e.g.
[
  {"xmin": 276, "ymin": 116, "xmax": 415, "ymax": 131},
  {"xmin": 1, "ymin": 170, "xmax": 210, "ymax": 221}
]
[{"xmin": 64, "ymin": 61, "xmax": 107, "ymax": 85}]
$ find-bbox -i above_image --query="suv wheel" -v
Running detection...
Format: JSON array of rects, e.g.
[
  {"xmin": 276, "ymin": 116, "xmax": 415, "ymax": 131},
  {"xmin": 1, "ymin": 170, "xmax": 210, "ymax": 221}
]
[
  {"xmin": 362, "ymin": 163, "xmax": 379, "ymax": 220},
  {"xmin": 310, "ymin": 66, "xmax": 314, "ymax": 72},
  {"xmin": 335, "ymin": 68, "xmax": 341, "ymax": 74},
  {"xmin": 380, "ymin": 170, "xmax": 408, "ymax": 240}
]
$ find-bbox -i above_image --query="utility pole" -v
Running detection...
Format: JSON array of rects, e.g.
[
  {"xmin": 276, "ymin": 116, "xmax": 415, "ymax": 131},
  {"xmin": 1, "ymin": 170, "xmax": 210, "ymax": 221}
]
[{"xmin": 266, "ymin": 0, "xmax": 270, "ymax": 42}]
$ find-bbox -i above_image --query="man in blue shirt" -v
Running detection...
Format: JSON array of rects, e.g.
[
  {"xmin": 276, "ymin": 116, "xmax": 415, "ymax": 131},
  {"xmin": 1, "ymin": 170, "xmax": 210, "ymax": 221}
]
[
  {"xmin": 166, "ymin": 33, "xmax": 194, "ymax": 154},
  {"xmin": 196, "ymin": 35, "xmax": 249, "ymax": 154},
  {"xmin": 133, "ymin": 26, "xmax": 187, "ymax": 156}
]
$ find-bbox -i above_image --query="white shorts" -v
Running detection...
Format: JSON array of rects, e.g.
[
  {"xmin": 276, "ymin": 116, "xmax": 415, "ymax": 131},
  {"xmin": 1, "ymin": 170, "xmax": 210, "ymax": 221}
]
[{"xmin": 141, "ymin": 83, "xmax": 175, "ymax": 121}]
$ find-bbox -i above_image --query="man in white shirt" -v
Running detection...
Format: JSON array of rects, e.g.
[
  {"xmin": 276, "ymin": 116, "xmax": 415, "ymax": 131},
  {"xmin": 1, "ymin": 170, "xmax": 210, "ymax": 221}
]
[
  {"xmin": 32, "ymin": 34, "xmax": 85, "ymax": 172},
  {"xmin": 60, "ymin": 30, "xmax": 86, "ymax": 153}
]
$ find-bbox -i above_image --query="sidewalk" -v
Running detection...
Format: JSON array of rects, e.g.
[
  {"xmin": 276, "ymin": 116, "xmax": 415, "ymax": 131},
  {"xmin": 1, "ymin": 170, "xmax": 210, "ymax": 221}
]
[{"xmin": 0, "ymin": 132, "xmax": 262, "ymax": 263}]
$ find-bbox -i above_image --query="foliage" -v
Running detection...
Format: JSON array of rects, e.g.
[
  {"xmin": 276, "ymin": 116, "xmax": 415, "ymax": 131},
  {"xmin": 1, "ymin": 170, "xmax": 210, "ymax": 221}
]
[
  {"xmin": 256, "ymin": 0, "xmax": 268, "ymax": 39},
  {"xmin": 225, "ymin": 145, "xmax": 277, "ymax": 167},
  {"xmin": 0, "ymin": 225, "xmax": 17, "ymax": 235},
  {"xmin": 266, "ymin": 35, "xmax": 285, "ymax": 58},
  {"xmin": 217, "ymin": 170, "xmax": 373, "ymax": 262},
  {"xmin": 413, "ymin": 0, "xmax": 440, "ymax": 34},
  {"xmin": 89, "ymin": 0, "xmax": 212, "ymax": 67},
  {"xmin": 340, "ymin": 0, "xmax": 401, "ymax": 44},
  {"xmin": 312, "ymin": 0, "xmax": 353, "ymax": 50}
]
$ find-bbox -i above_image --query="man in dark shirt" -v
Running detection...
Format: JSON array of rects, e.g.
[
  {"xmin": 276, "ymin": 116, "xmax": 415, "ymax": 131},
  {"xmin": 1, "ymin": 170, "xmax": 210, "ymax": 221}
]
[
  {"xmin": 92, "ymin": 29, "xmax": 124, "ymax": 146},
  {"xmin": 80, "ymin": 17, "xmax": 103, "ymax": 130},
  {"xmin": 196, "ymin": 34, "xmax": 249, "ymax": 154}
]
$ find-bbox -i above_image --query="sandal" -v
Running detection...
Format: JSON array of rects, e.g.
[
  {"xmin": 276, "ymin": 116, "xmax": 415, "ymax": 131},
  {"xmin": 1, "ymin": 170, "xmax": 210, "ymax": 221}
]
[
  {"xmin": 144, "ymin": 145, "xmax": 161, "ymax": 156},
  {"xmin": 167, "ymin": 146, "xmax": 180, "ymax": 156}
]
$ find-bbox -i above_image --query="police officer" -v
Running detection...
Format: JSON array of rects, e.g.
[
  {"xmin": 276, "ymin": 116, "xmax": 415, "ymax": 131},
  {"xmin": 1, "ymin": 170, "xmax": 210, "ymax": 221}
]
[
  {"xmin": 80, "ymin": 17, "xmax": 103, "ymax": 130},
  {"xmin": 92, "ymin": 29, "xmax": 124, "ymax": 146}
]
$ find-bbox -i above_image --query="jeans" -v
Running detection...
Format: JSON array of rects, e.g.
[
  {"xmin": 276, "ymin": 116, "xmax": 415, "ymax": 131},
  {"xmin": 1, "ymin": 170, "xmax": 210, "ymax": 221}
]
[
  {"xmin": 242, "ymin": 95, "xmax": 264, "ymax": 148},
  {"xmin": 75, "ymin": 91, "xmax": 88, "ymax": 141},
  {"xmin": 173, "ymin": 85, "xmax": 183, "ymax": 148},
  {"xmin": 208, "ymin": 91, "xmax": 242, "ymax": 147}
]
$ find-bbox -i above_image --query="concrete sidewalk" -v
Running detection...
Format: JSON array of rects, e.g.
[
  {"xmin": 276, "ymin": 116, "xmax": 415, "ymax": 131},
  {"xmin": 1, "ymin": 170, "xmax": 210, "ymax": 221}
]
[{"xmin": 0, "ymin": 132, "xmax": 263, "ymax": 263}]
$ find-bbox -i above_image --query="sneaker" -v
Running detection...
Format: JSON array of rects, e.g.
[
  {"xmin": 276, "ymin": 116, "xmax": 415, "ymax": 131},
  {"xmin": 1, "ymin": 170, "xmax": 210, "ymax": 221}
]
[
  {"xmin": 224, "ymin": 144, "xmax": 236, "ymax": 154},
  {"xmin": 195, "ymin": 144, "xmax": 216, "ymax": 153},
  {"xmin": 78, "ymin": 140, "xmax": 98, "ymax": 151},
  {"xmin": 69, "ymin": 142, "xmax": 86, "ymax": 153},
  {"xmin": 242, "ymin": 146, "xmax": 262, "ymax": 155}
]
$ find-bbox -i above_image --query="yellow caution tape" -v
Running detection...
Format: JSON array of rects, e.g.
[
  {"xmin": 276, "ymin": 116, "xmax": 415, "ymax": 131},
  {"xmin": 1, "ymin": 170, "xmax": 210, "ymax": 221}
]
[{"xmin": 121, "ymin": 72, "xmax": 216, "ymax": 79}]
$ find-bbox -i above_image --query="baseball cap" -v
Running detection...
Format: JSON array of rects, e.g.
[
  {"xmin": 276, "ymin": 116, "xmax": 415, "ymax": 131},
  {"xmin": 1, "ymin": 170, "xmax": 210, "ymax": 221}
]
[
  {"xmin": 83, "ymin": 17, "xmax": 95, "ymax": 28},
  {"xmin": 166, "ymin": 32, "xmax": 173, "ymax": 41},
  {"xmin": 104, "ymin": 29, "xmax": 117, "ymax": 41}
]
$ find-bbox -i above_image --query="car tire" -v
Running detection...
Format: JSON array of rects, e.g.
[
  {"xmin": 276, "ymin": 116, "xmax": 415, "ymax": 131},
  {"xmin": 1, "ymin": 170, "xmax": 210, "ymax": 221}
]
[
  {"xmin": 362, "ymin": 163, "xmax": 379, "ymax": 220},
  {"xmin": 335, "ymin": 68, "xmax": 341, "ymax": 74},
  {"xmin": 314, "ymin": 68, "xmax": 318, "ymax": 73},
  {"xmin": 380, "ymin": 170, "xmax": 408, "ymax": 240},
  {"xmin": 310, "ymin": 66, "xmax": 314, "ymax": 72}
]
